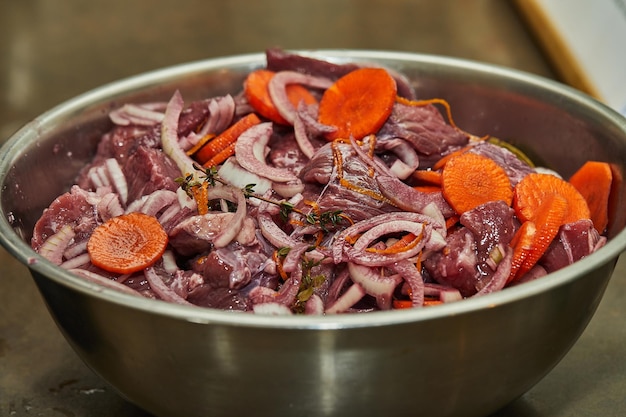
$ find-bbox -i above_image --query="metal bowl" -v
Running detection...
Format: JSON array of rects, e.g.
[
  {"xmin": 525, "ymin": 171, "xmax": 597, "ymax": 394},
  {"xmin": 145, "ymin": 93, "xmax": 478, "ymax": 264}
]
[{"xmin": 1, "ymin": 50, "xmax": 625, "ymax": 417}]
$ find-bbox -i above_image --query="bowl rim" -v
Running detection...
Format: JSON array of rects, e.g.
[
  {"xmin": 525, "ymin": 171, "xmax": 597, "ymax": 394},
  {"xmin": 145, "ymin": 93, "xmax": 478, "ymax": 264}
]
[{"xmin": 1, "ymin": 49, "xmax": 625, "ymax": 329}]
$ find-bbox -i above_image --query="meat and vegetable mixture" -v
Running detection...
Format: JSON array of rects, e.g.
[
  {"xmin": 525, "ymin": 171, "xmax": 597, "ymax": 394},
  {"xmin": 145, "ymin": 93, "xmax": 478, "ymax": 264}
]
[{"xmin": 31, "ymin": 49, "xmax": 613, "ymax": 314}]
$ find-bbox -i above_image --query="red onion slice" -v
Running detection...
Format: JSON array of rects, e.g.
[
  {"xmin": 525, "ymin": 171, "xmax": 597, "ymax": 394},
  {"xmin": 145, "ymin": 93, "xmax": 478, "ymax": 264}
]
[
  {"xmin": 325, "ymin": 283, "xmax": 366, "ymax": 314},
  {"xmin": 161, "ymin": 91, "xmax": 199, "ymax": 180},
  {"xmin": 144, "ymin": 267, "xmax": 194, "ymax": 305},
  {"xmin": 235, "ymin": 122, "xmax": 299, "ymax": 183},
  {"xmin": 206, "ymin": 185, "xmax": 247, "ymax": 248},
  {"xmin": 104, "ymin": 158, "xmax": 128, "ymax": 204},
  {"xmin": 390, "ymin": 260, "xmax": 425, "ymax": 307},
  {"xmin": 252, "ymin": 303, "xmax": 294, "ymax": 315},
  {"xmin": 70, "ymin": 268, "xmax": 143, "ymax": 296},
  {"xmin": 305, "ymin": 294, "xmax": 324, "ymax": 315},
  {"xmin": 293, "ymin": 111, "xmax": 316, "ymax": 159},
  {"xmin": 348, "ymin": 262, "xmax": 403, "ymax": 310},
  {"xmin": 109, "ymin": 103, "xmax": 165, "ymax": 126},
  {"xmin": 39, "ymin": 224, "xmax": 75, "ymax": 265},
  {"xmin": 268, "ymin": 71, "xmax": 333, "ymax": 125}
]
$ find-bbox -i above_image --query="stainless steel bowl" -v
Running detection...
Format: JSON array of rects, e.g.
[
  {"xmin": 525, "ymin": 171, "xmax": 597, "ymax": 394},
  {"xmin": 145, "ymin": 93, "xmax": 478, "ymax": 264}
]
[{"xmin": 1, "ymin": 50, "xmax": 625, "ymax": 417}]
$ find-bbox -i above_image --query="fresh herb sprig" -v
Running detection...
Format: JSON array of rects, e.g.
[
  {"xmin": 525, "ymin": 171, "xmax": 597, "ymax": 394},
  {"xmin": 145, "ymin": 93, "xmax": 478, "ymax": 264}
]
[{"xmin": 176, "ymin": 164, "xmax": 349, "ymax": 231}]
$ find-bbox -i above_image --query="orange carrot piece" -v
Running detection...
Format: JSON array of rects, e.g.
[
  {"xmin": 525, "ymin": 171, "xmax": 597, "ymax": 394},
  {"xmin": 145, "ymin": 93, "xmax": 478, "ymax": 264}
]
[
  {"xmin": 432, "ymin": 146, "xmax": 471, "ymax": 171},
  {"xmin": 568, "ymin": 161, "xmax": 613, "ymax": 233},
  {"xmin": 413, "ymin": 185, "xmax": 442, "ymax": 194},
  {"xmin": 202, "ymin": 142, "xmax": 237, "ymax": 168},
  {"xmin": 392, "ymin": 299, "xmax": 413, "ymax": 309},
  {"xmin": 445, "ymin": 215, "xmax": 460, "ymax": 230},
  {"xmin": 244, "ymin": 69, "xmax": 317, "ymax": 125},
  {"xmin": 516, "ymin": 194, "xmax": 567, "ymax": 280},
  {"xmin": 190, "ymin": 182, "xmax": 209, "ymax": 215},
  {"xmin": 441, "ymin": 152, "xmax": 513, "ymax": 215},
  {"xmin": 513, "ymin": 172, "xmax": 590, "ymax": 225},
  {"xmin": 375, "ymin": 232, "xmax": 421, "ymax": 254},
  {"xmin": 87, "ymin": 212, "xmax": 168, "ymax": 274},
  {"xmin": 318, "ymin": 67, "xmax": 397, "ymax": 140},
  {"xmin": 507, "ymin": 220, "xmax": 536, "ymax": 283},
  {"xmin": 194, "ymin": 113, "xmax": 261, "ymax": 165},
  {"xmin": 186, "ymin": 133, "xmax": 215, "ymax": 157},
  {"xmin": 412, "ymin": 169, "xmax": 443, "ymax": 186}
]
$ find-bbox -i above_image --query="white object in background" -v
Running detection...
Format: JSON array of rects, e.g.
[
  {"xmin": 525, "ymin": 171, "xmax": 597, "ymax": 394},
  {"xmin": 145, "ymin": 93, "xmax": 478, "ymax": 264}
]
[{"xmin": 516, "ymin": 0, "xmax": 626, "ymax": 116}]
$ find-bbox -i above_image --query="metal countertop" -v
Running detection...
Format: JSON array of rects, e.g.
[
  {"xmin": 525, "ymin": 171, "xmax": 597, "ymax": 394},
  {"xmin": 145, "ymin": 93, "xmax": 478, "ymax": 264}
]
[{"xmin": 1, "ymin": 1, "xmax": 624, "ymax": 416}]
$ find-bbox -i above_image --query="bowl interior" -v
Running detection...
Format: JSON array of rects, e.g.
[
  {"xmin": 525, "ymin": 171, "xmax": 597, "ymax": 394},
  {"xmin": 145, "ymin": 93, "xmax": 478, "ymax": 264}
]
[{"xmin": 1, "ymin": 50, "xmax": 626, "ymax": 327}]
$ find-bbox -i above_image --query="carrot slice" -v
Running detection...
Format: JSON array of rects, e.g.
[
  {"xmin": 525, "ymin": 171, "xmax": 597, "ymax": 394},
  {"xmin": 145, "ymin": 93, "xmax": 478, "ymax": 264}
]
[
  {"xmin": 413, "ymin": 185, "xmax": 442, "ymax": 194},
  {"xmin": 190, "ymin": 182, "xmax": 209, "ymax": 215},
  {"xmin": 441, "ymin": 152, "xmax": 513, "ymax": 215},
  {"xmin": 318, "ymin": 67, "xmax": 397, "ymax": 140},
  {"xmin": 513, "ymin": 172, "xmax": 590, "ymax": 224},
  {"xmin": 193, "ymin": 113, "xmax": 261, "ymax": 165},
  {"xmin": 508, "ymin": 220, "xmax": 536, "ymax": 283},
  {"xmin": 372, "ymin": 230, "xmax": 423, "ymax": 254},
  {"xmin": 244, "ymin": 69, "xmax": 317, "ymax": 125},
  {"xmin": 412, "ymin": 169, "xmax": 443, "ymax": 186},
  {"xmin": 431, "ymin": 146, "xmax": 471, "ymax": 171},
  {"xmin": 186, "ymin": 133, "xmax": 215, "ymax": 157},
  {"xmin": 509, "ymin": 194, "xmax": 568, "ymax": 282},
  {"xmin": 392, "ymin": 299, "xmax": 413, "ymax": 309},
  {"xmin": 568, "ymin": 161, "xmax": 613, "ymax": 233},
  {"xmin": 87, "ymin": 212, "xmax": 168, "ymax": 274},
  {"xmin": 202, "ymin": 142, "xmax": 237, "ymax": 168}
]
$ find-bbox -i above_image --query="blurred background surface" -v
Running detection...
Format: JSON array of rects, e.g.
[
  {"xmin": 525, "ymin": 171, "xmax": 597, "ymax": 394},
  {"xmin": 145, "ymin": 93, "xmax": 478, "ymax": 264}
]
[{"xmin": 0, "ymin": 1, "xmax": 624, "ymax": 416}]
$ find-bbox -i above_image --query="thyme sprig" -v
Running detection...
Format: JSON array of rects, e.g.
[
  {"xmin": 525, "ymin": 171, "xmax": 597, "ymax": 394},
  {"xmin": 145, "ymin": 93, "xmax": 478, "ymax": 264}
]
[{"xmin": 176, "ymin": 163, "xmax": 349, "ymax": 231}]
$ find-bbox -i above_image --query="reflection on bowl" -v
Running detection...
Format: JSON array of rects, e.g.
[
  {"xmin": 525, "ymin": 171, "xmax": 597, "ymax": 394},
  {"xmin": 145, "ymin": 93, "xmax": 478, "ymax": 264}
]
[{"xmin": 0, "ymin": 50, "xmax": 625, "ymax": 417}]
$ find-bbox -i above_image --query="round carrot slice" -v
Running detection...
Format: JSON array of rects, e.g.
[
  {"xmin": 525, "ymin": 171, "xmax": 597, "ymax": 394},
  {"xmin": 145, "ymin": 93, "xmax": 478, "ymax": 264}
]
[
  {"xmin": 87, "ymin": 212, "xmax": 168, "ymax": 274},
  {"xmin": 318, "ymin": 67, "xmax": 397, "ymax": 140},
  {"xmin": 441, "ymin": 152, "xmax": 513, "ymax": 215},
  {"xmin": 513, "ymin": 172, "xmax": 590, "ymax": 225},
  {"xmin": 244, "ymin": 69, "xmax": 317, "ymax": 125},
  {"xmin": 568, "ymin": 161, "xmax": 613, "ymax": 233}
]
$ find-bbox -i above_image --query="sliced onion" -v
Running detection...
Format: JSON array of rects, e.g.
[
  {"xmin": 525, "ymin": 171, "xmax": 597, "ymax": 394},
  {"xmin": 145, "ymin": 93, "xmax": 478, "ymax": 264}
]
[
  {"xmin": 97, "ymin": 193, "xmax": 124, "ymax": 221},
  {"xmin": 258, "ymin": 212, "xmax": 299, "ymax": 248},
  {"xmin": 424, "ymin": 282, "xmax": 463, "ymax": 303},
  {"xmin": 137, "ymin": 190, "xmax": 178, "ymax": 216},
  {"xmin": 161, "ymin": 91, "xmax": 199, "ymax": 180},
  {"xmin": 268, "ymin": 71, "xmax": 333, "ymax": 125},
  {"xmin": 109, "ymin": 103, "xmax": 165, "ymax": 126},
  {"xmin": 70, "ymin": 268, "xmax": 142, "ymax": 296},
  {"xmin": 389, "ymin": 260, "xmax": 424, "ymax": 307},
  {"xmin": 218, "ymin": 157, "xmax": 272, "ymax": 198},
  {"xmin": 332, "ymin": 211, "xmax": 436, "ymax": 264},
  {"xmin": 349, "ymin": 136, "xmax": 394, "ymax": 177},
  {"xmin": 385, "ymin": 140, "xmax": 420, "ymax": 180},
  {"xmin": 144, "ymin": 267, "xmax": 194, "ymax": 305},
  {"xmin": 60, "ymin": 253, "xmax": 91, "ymax": 270},
  {"xmin": 180, "ymin": 95, "xmax": 235, "ymax": 150},
  {"xmin": 304, "ymin": 294, "xmax": 324, "ymax": 315},
  {"xmin": 474, "ymin": 246, "xmax": 513, "ymax": 297},
  {"xmin": 346, "ymin": 220, "xmax": 428, "ymax": 266},
  {"xmin": 282, "ymin": 242, "xmax": 311, "ymax": 273},
  {"xmin": 235, "ymin": 122, "xmax": 299, "ymax": 183},
  {"xmin": 104, "ymin": 158, "xmax": 128, "ymax": 204},
  {"xmin": 161, "ymin": 250, "xmax": 179, "ymax": 274},
  {"xmin": 63, "ymin": 240, "xmax": 88, "ymax": 260},
  {"xmin": 39, "ymin": 224, "xmax": 75, "ymax": 265},
  {"xmin": 271, "ymin": 179, "xmax": 305, "ymax": 198},
  {"xmin": 347, "ymin": 262, "xmax": 402, "ymax": 310},
  {"xmin": 293, "ymin": 111, "xmax": 316, "ymax": 159},
  {"xmin": 253, "ymin": 302, "xmax": 294, "ymax": 315},
  {"xmin": 325, "ymin": 283, "xmax": 366, "ymax": 314},
  {"xmin": 206, "ymin": 185, "xmax": 247, "ymax": 248}
]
